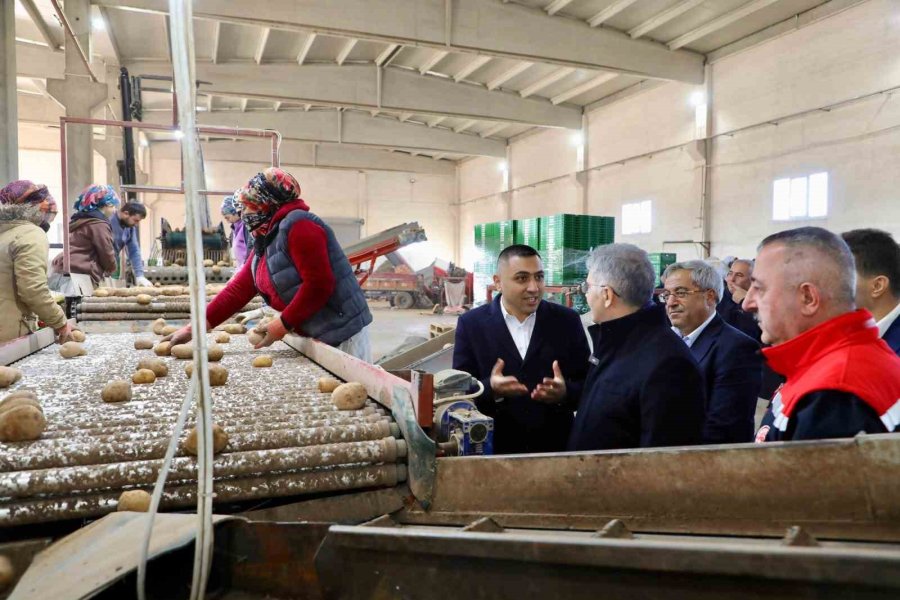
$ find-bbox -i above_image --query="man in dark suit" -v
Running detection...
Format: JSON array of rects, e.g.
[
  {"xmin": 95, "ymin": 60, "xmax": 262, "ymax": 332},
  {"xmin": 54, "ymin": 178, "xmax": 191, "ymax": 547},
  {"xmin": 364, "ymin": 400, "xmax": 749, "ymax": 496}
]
[
  {"xmin": 567, "ymin": 244, "xmax": 705, "ymax": 451},
  {"xmin": 453, "ymin": 245, "xmax": 590, "ymax": 454},
  {"xmin": 662, "ymin": 260, "xmax": 762, "ymax": 444},
  {"xmin": 842, "ymin": 229, "xmax": 900, "ymax": 356},
  {"xmin": 717, "ymin": 258, "xmax": 762, "ymax": 342}
]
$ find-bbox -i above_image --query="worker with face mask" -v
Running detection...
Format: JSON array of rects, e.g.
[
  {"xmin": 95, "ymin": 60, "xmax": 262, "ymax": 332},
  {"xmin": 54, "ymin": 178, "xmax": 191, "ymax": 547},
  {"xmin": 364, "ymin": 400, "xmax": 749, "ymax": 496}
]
[
  {"xmin": 166, "ymin": 168, "xmax": 373, "ymax": 360},
  {"xmin": 0, "ymin": 180, "xmax": 72, "ymax": 344}
]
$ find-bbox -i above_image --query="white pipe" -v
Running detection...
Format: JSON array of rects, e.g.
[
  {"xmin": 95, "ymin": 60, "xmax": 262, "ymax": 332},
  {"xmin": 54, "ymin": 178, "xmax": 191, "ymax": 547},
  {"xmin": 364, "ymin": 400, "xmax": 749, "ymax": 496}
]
[
  {"xmin": 167, "ymin": 1, "xmax": 215, "ymax": 598},
  {"xmin": 137, "ymin": 378, "xmax": 195, "ymax": 600}
]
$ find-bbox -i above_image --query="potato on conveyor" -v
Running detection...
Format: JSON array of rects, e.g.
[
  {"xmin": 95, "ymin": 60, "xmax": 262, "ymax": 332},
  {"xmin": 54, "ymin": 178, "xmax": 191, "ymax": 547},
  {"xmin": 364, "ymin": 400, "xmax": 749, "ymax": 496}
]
[
  {"xmin": 214, "ymin": 332, "xmax": 230, "ymax": 344},
  {"xmin": 59, "ymin": 341, "xmax": 86, "ymax": 359},
  {"xmin": 117, "ymin": 490, "xmax": 151, "ymax": 512},
  {"xmin": 160, "ymin": 325, "xmax": 179, "ymax": 336},
  {"xmin": 0, "ymin": 555, "xmax": 14, "ymax": 591},
  {"xmin": 154, "ymin": 341, "xmax": 172, "ymax": 356},
  {"xmin": 332, "ymin": 382, "xmax": 368, "ymax": 411},
  {"xmin": 183, "ymin": 423, "xmax": 229, "ymax": 455},
  {"xmin": 252, "ymin": 355, "xmax": 273, "ymax": 368},
  {"xmin": 318, "ymin": 377, "xmax": 341, "ymax": 393},
  {"xmin": 223, "ymin": 324, "xmax": 246, "ymax": 335},
  {"xmin": 70, "ymin": 329, "xmax": 86, "ymax": 342},
  {"xmin": 132, "ymin": 369, "xmax": 156, "ymax": 385},
  {"xmin": 101, "ymin": 380, "xmax": 133, "ymax": 403},
  {"xmin": 247, "ymin": 330, "xmax": 265, "ymax": 346},
  {"xmin": 136, "ymin": 294, "xmax": 152, "ymax": 305},
  {"xmin": 0, "ymin": 392, "xmax": 41, "ymax": 415},
  {"xmin": 134, "ymin": 338, "xmax": 155, "ymax": 350},
  {"xmin": 0, "ymin": 366, "xmax": 23, "ymax": 388},
  {"xmin": 151, "ymin": 318, "xmax": 167, "ymax": 335},
  {"xmin": 171, "ymin": 344, "xmax": 193, "ymax": 359},
  {"xmin": 137, "ymin": 358, "xmax": 168, "ymax": 377},
  {"xmin": 0, "ymin": 405, "xmax": 46, "ymax": 442},
  {"xmin": 209, "ymin": 364, "xmax": 228, "ymax": 386}
]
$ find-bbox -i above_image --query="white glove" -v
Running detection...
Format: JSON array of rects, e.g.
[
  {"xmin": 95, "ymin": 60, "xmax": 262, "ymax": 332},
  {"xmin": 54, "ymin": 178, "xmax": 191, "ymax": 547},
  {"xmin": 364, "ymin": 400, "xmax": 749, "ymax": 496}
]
[{"xmin": 135, "ymin": 276, "xmax": 153, "ymax": 287}]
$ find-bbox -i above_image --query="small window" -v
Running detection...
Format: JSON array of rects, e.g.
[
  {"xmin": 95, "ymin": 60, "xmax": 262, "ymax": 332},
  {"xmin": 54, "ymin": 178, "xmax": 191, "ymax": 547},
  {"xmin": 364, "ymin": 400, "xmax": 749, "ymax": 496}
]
[
  {"xmin": 773, "ymin": 172, "xmax": 828, "ymax": 220},
  {"xmin": 622, "ymin": 200, "xmax": 652, "ymax": 235}
]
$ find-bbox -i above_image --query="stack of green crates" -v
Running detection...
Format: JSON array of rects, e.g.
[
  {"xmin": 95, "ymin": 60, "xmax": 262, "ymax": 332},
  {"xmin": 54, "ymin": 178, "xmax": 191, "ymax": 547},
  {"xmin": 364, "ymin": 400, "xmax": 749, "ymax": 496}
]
[
  {"xmin": 648, "ymin": 252, "xmax": 677, "ymax": 286},
  {"xmin": 513, "ymin": 217, "xmax": 541, "ymax": 249},
  {"xmin": 539, "ymin": 214, "xmax": 615, "ymax": 286}
]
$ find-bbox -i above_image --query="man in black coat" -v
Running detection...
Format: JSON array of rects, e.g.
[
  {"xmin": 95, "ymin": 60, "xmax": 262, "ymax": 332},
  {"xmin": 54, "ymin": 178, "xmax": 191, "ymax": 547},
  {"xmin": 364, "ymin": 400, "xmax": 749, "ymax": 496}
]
[
  {"xmin": 453, "ymin": 245, "xmax": 590, "ymax": 454},
  {"xmin": 568, "ymin": 244, "xmax": 705, "ymax": 451},
  {"xmin": 842, "ymin": 229, "xmax": 900, "ymax": 357},
  {"xmin": 662, "ymin": 260, "xmax": 762, "ymax": 444}
]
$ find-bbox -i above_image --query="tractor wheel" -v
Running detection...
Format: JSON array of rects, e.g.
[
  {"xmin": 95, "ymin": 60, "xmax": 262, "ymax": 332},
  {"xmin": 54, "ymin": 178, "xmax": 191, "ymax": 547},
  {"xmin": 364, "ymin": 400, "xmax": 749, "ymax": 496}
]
[{"xmin": 394, "ymin": 292, "xmax": 415, "ymax": 310}]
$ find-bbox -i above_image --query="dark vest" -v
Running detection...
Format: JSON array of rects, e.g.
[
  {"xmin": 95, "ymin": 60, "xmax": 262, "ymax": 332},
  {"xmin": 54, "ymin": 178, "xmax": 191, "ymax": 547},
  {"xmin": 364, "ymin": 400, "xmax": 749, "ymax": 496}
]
[{"xmin": 252, "ymin": 209, "xmax": 372, "ymax": 346}]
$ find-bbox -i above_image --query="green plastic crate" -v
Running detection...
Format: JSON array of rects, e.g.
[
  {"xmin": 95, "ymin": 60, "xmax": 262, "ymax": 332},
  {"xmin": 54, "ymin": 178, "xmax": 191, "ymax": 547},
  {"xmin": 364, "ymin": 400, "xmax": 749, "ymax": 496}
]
[
  {"xmin": 513, "ymin": 217, "xmax": 541, "ymax": 249},
  {"xmin": 648, "ymin": 252, "xmax": 677, "ymax": 286}
]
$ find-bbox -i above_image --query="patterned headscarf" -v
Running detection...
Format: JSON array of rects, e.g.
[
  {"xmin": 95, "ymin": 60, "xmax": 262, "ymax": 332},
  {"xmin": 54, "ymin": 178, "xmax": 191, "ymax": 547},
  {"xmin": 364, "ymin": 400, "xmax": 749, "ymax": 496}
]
[
  {"xmin": 0, "ymin": 180, "xmax": 58, "ymax": 230},
  {"xmin": 236, "ymin": 168, "xmax": 301, "ymax": 235},
  {"xmin": 220, "ymin": 194, "xmax": 241, "ymax": 217},
  {"xmin": 0, "ymin": 180, "xmax": 57, "ymax": 213},
  {"xmin": 74, "ymin": 184, "xmax": 120, "ymax": 214}
]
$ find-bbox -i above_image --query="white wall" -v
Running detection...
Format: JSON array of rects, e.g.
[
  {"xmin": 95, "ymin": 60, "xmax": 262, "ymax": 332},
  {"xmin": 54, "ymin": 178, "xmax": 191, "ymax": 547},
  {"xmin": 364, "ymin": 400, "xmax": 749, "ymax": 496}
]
[{"xmin": 456, "ymin": 0, "xmax": 900, "ymax": 266}]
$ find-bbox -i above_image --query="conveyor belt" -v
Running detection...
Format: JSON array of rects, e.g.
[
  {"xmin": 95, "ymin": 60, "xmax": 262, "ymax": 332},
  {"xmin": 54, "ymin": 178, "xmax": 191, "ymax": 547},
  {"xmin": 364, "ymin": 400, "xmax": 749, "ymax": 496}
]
[
  {"xmin": 76, "ymin": 295, "xmax": 263, "ymax": 321},
  {"xmin": 0, "ymin": 332, "xmax": 406, "ymax": 527}
]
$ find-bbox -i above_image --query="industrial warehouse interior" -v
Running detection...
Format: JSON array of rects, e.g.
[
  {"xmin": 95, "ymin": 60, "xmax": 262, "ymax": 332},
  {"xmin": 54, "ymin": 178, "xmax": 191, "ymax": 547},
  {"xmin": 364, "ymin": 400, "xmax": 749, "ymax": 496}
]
[{"xmin": 1, "ymin": 0, "xmax": 900, "ymax": 598}]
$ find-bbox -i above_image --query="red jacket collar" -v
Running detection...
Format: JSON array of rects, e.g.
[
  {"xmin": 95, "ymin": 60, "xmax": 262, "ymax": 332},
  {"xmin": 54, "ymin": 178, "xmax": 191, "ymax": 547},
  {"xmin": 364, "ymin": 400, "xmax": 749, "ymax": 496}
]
[
  {"xmin": 762, "ymin": 309, "xmax": 878, "ymax": 378},
  {"xmin": 269, "ymin": 199, "xmax": 310, "ymax": 225}
]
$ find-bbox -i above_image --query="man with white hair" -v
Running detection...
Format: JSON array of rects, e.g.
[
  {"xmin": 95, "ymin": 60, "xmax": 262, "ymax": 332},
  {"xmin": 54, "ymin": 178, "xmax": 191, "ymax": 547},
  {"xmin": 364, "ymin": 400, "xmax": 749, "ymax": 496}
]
[
  {"xmin": 662, "ymin": 260, "xmax": 762, "ymax": 444},
  {"xmin": 744, "ymin": 227, "xmax": 900, "ymax": 441},
  {"xmin": 717, "ymin": 258, "xmax": 762, "ymax": 342},
  {"xmin": 567, "ymin": 244, "xmax": 705, "ymax": 451}
]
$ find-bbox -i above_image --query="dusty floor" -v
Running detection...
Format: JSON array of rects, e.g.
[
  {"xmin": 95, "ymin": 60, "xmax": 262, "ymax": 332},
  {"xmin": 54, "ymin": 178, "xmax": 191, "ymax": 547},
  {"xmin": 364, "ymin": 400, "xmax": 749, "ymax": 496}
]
[{"xmin": 365, "ymin": 300, "xmax": 459, "ymax": 361}]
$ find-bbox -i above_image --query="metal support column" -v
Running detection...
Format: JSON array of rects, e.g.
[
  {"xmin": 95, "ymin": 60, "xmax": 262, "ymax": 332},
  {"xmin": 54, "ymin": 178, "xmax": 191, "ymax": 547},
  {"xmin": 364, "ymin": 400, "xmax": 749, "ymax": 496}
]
[
  {"xmin": 46, "ymin": 0, "xmax": 107, "ymax": 212},
  {"xmin": 0, "ymin": 0, "xmax": 17, "ymax": 183}
]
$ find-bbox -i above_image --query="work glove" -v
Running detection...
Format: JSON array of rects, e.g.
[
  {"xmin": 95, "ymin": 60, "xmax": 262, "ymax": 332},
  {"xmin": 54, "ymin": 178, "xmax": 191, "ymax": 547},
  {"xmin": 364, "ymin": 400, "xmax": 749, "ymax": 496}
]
[
  {"xmin": 134, "ymin": 276, "xmax": 153, "ymax": 288},
  {"xmin": 255, "ymin": 316, "xmax": 288, "ymax": 349}
]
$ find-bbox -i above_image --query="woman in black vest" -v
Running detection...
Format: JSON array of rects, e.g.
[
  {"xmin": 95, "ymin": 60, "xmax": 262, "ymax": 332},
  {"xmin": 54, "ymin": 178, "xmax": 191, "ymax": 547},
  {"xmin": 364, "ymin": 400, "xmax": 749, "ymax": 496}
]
[{"xmin": 166, "ymin": 168, "xmax": 372, "ymax": 360}]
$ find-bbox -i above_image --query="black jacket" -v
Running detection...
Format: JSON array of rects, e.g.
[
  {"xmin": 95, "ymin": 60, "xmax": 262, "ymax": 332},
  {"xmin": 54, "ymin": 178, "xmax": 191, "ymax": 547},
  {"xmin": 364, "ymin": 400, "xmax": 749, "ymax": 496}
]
[
  {"xmin": 716, "ymin": 287, "xmax": 761, "ymax": 342},
  {"xmin": 689, "ymin": 314, "xmax": 762, "ymax": 444},
  {"xmin": 452, "ymin": 295, "xmax": 591, "ymax": 454},
  {"xmin": 568, "ymin": 304, "xmax": 705, "ymax": 451},
  {"xmin": 758, "ymin": 390, "xmax": 887, "ymax": 442},
  {"xmin": 884, "ymin": 316, "xmax": 900, "ymax": 357}
]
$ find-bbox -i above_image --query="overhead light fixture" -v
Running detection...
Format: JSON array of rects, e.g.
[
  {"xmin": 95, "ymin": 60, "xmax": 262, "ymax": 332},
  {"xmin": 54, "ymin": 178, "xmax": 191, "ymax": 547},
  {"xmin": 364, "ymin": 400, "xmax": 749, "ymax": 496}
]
[
  {"xmin": 570, "ymin": 132, "xmax": 584, "ymax": 147},
  {"xmin": 173, "ymin": 130, "xmax": 184, "ymax": 139},
  {"xmin": 689, "ymin": 91, "xmax": 706, "ymax": 107},
  {"xmin": 92, "ymin": 16, "xmax": 105, "ymax": 31}
]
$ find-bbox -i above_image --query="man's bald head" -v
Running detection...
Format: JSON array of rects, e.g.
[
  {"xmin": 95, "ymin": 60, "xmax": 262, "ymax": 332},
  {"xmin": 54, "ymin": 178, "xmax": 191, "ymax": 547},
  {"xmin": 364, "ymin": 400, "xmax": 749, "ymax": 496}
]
[{"xmin": 757, "ymin": 227, "xmax": 856, "ymax": 310}]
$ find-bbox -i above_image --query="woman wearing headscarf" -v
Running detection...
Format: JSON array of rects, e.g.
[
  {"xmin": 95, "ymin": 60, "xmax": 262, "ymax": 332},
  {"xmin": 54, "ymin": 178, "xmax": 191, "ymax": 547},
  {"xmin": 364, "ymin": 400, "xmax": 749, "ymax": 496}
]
[
  {"xmin": 0, "ymin": 180, "xmax": 72, "ymax": 344},
  {"xmin": 167, "ymin": 168, "xmax": 373, "ymax": 360},
  {"xmin": 221, "ymin": 194, "xmax": 248, "ymax": 268},
  {"xmin": 50, "ymin": 184, "xmax": 120, "ymax": 288}
]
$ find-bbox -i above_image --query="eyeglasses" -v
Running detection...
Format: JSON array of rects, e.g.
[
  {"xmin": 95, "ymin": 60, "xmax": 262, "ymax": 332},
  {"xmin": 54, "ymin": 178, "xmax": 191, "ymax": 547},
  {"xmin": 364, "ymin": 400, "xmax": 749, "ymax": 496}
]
[
  {"xmin": 579, "ymin": 281, "xmax": 617, "ymax": 296},
  {"xmin": 657, "ymin": 289, "xmax": 704, "ymax": 303}
]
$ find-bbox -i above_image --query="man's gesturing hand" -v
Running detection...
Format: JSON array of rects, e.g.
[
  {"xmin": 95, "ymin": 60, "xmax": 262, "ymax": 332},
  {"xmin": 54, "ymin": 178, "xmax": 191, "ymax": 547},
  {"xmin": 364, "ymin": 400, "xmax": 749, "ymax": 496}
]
[
  {"xmin": 490, "ymin": 358, "xmax": 528, "ymax": 397},
  {"xmin": 531, "ymin": 360, "xmax": 566, "ymax": 404}
]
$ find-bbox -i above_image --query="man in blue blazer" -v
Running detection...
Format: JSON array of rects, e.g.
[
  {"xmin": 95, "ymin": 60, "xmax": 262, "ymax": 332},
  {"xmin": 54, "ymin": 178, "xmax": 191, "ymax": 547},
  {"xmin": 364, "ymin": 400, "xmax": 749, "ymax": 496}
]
[
  {"xmin": 453, "ymin": 245, "xmax": 590, "ymax": 454},
  {"xmin": 662, "ymin": 260, "xmax": 762, "ymax": 444},
  {"xmin": 567, "ymin": 245, "xmax": 705, "ymax": 451},
  {"xmin": 842, "ymin": 229, "xmax": 900, "ymax": 356}
]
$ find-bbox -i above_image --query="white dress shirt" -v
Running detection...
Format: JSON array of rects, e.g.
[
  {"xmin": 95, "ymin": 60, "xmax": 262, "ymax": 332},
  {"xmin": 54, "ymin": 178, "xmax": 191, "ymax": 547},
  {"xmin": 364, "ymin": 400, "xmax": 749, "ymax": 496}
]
[
  {"xmin": 877, "ymin": 300, "xmax": 900, "ymax": 339},
  {"xmin": 672, "ymin": 311, "xmax": 717, "ymax": 349},
  {"xmin": 500, "ymin": 299, "xmax": 537, "ymax": 360}
]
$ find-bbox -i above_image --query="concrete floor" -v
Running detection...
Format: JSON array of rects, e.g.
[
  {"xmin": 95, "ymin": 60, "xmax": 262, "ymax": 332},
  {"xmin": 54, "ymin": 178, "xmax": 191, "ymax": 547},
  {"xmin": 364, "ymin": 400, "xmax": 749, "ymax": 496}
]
[{"xmin": 365, "ymin": 300, "xmax": 460, "ymax": 362}]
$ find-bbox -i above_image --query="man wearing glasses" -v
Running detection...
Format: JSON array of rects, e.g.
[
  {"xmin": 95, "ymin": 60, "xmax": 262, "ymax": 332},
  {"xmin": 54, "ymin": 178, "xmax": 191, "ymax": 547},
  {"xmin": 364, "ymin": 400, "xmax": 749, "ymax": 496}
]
[
  {"xmin": 661, "ymin": 260, "xmax": 762, "ymax": 444},
  {"xmin": 567, "ymin": 244, "xmax": 705, "ymax": 451},
  {"xmin": 453, "ymin": 245, "xmax": 590, "ymax": 454}
]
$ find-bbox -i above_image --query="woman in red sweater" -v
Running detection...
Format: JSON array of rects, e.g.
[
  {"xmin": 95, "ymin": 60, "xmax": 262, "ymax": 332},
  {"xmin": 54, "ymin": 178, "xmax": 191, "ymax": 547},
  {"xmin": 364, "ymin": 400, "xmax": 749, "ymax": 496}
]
[{"xmin": 167, "ymin": 168, "xmax": 372, "ymax": 359}]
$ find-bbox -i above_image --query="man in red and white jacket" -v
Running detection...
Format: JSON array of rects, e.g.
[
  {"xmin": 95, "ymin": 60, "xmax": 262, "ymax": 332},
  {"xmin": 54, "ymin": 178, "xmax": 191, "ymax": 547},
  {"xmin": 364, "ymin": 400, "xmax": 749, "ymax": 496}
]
[{"xmin": 743, "ymin": 227, "xmax": 900, "ymax": 442}]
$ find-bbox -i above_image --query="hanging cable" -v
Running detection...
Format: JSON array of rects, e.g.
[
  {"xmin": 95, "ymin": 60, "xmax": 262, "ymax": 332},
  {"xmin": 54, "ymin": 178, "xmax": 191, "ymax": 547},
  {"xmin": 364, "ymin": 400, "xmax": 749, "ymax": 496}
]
[{"xmin": 167, "ymin": 1, "xmax": 216, "ymax": 598}]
